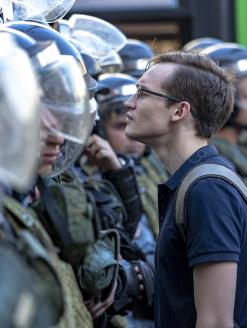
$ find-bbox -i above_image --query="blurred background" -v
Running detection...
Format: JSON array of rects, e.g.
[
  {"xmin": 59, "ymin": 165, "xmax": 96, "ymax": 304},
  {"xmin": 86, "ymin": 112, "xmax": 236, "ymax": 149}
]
[{"xmin": 67, "ymin": 0, "xmax": 246, "ymax": 53}]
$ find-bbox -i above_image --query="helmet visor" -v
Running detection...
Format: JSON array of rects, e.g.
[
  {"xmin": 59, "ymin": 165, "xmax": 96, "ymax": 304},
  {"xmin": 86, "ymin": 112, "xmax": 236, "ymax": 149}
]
[
  {"xmin": 48, "ymin": 140, "xmax": 83, "ymax": 178},
  {"xmin": 0, "ymin": 35, "xmax": 40, "ymax": 191},
  {"xmin": 3, "ymin": 0, "xmax": 75, "ymax": 23},
  {"xmin": 69, "ymin": 14, "xmax": 127, "ymax": 55},
  {"xmin": 40, "ymin": 55, "xmax": 91, "ymax": 145}
]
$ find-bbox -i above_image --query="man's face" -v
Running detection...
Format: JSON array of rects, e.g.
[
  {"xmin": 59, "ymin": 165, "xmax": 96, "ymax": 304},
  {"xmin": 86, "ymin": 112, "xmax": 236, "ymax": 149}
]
[
  {"xmin": 125, "ymin": 63, "xmax": 177, "ymax": 145},
  {"xmin": 104, "ymin": 112, "xmax": 145, "ymax": 157}
]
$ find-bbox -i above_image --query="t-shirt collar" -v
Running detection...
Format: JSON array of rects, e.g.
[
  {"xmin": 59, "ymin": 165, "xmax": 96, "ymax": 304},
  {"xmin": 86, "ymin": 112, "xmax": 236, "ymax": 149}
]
[{"xmin": 164, "ymin": 145, "xmax": 219, "ymax": 191}]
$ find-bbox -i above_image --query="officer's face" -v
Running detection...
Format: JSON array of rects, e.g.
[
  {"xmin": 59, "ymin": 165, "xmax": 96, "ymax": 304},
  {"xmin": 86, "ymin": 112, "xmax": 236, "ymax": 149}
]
[
  {"xmin": 125, "ymin": 63, "xmax": 178, "ymax": 145},
  {"xmin": 104, "ymin": 112, "xmax": 145, "ymax": 156},
  {"xmin": 38, "ymin": 108, "xmax": 64, "ymax": 176}
]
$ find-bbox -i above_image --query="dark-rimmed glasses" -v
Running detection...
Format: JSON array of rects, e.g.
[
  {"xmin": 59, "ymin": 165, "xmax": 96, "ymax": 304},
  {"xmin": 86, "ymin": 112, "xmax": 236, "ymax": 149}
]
[{"xmin": 136, "ymin": 84, "xmax": 182, "ymax": 102}]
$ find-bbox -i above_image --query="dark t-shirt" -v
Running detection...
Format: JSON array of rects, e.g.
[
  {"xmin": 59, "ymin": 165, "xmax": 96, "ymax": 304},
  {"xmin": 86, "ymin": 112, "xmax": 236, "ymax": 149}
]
[{"xmin": 155, "ymin": 145, "xmax": 247, "ymax": 328}]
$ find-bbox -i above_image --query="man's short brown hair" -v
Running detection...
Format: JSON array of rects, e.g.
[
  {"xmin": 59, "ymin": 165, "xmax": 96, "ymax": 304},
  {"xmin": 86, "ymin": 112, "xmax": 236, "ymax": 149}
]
[{"xmin": 148, "ymin": 51, "xmax": 235, "ymax": 138}]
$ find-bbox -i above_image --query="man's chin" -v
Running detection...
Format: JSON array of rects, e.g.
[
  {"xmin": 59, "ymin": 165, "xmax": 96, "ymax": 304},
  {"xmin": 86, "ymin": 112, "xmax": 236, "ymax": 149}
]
[
  {"xmin": 125, "ymin": 126, "xmax": 138, "ymax": 141},
  {"xmin": 125, "ymin": 132, "xmax": 143, "ymax": 145}
]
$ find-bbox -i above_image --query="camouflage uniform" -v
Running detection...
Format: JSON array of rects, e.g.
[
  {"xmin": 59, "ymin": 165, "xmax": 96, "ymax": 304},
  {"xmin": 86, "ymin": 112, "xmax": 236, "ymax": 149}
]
[
  {"xmin": 3, "ymin": 194, "xmax": 93, "ymax": 328},
  {"xmin": 238, "ymin": 130, "xmax": 247, "ymax": 156},
  {"xmin": 211, "ymin": 137, "xmax": 247, "ymax": 185},
  {"xmin": 55, "ymin": 262, "xmax": 93, "ymax": 328},
  {"xmin": 82, "ymin": 149, "xmax": 168, "ymax": 240}
]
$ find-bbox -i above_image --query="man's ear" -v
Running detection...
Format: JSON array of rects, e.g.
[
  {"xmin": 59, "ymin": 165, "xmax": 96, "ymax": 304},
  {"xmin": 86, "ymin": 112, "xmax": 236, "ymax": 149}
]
[{"xmin": 171, "ymin": 101, "xmax": 191, "ymax": 122}]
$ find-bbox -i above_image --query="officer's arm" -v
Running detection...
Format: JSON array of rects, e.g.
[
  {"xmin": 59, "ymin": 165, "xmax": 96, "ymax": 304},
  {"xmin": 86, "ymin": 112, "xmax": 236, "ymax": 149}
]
[{"xmin": 193, "ymin": 261, "xmax": 237, "ymax": 328}]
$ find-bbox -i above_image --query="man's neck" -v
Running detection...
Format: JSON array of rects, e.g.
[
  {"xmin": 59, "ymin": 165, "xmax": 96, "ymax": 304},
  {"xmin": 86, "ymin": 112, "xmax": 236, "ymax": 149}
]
[{"xmin": 153, "ymin": 132, "xmax": 208, "ymax": 174}]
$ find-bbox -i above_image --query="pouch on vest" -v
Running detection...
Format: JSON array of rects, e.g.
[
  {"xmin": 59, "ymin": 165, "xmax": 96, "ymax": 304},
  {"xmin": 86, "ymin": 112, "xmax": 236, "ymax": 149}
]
[
  {"xmin": 83, "ymin": 177, "xmax": 143, "ymax": 259},
  {"xmin": 33, "ymin": 175, "xmax": 99, "ymax": 265},
  {"xmin": 83, "ymin": 177, "xmax": 127, "ymax": 232},
  {"xmin": 77, "ymin": 228, "xmax": 120, "ymax": 303}
]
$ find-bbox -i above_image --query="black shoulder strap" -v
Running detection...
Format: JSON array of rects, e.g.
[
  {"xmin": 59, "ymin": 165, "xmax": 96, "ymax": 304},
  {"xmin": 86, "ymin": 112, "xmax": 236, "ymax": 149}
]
[{"xmin": 175, "ymin": 163, "xmax": 247, "ymax": 241}]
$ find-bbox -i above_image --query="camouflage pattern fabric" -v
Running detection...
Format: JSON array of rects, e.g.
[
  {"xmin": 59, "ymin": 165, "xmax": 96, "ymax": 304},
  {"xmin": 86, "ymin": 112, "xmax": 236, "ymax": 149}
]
[
  {"xmin": 238, "ymin": 130, "xmax": 247, "ymax": 156},
  {"xmin": 109, "ymin": 314, "xmax": 129, "ymax": 328},
  {"xmin": 211, "ymin": 137, "xmax": 247, "ymax": 185},
  {"xmin": 138, "ymin": 150, "xmax": 169, "ymax": 239},
  {"xmin": 3, "ymin": 196, "xmax": 93, "ymax": 328},
  {"xmin": 0, "ymin": 240, "xmax": 52, "ymax": 328},
  {"xmin": 55, "ymin": 261, "xmax": 93, "ymax": 328}
]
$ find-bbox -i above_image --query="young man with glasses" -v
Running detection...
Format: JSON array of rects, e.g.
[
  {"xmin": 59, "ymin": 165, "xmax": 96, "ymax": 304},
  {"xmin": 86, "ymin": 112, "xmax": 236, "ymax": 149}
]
[{"xmin": 125, "ymin": 51, "xmax": 247, "ymax": 328}]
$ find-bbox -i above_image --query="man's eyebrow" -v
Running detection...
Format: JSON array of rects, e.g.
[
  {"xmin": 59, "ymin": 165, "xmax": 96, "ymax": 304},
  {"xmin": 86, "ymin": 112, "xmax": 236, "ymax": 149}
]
[{"xmin": 136, "ymin": 83, "xmax": 151, "ymax": 91}]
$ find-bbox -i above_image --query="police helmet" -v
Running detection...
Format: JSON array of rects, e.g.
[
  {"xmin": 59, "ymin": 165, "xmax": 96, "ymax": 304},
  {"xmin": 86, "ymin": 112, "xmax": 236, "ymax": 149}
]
[
  {"xmin": 183, "ymin": 37, "xmax": 223, "ymax": 52},
  {"xmin": 69, "ymin": 37, "xmax": 100, "ymax": 92},
  {"xmin": 100, "ymin": 51, "xmax": 123, "ymax": 74},
  {"xmin": 201, "ymin": 42, "xmax": 247, "ymax": 74},
  {"xmin": 6, "ymin": 21, "xmax": 87, "ymax": 75},
  {"xmin": 95, "ymin": 73, "xmax": 136, "ymax": 137},
  {"xmin": 96, "ymin": 73, "xmax": 137, "ymax": 106},
  {"xmin": 202, "ymin": 43, "xmax": 247, "ymax": 126},
  {"xmin": 0, "ymin": 26, "xmax": 36, "ymax": 50},
  {"xmin": 119, "ymin": 39, "xmax": 154, "ymax": 78},
  {"xmin": 7, "ymin": 21, "xmax": 92, "ymax": 177}
]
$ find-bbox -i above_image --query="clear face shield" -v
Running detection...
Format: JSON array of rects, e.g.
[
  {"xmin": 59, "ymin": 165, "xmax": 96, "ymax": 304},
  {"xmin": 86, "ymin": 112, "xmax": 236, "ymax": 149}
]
[
  {"xmin": 0, "ymin": 34, "xmax": 40, "ymax": 191},
  {"xmin": 69, "ymin": 14, "xmax": 127, "ymax": 60},
  {"xmin": 1, "ymin": 0, "xmax": 76, "ymax": 23},
  {"xmin": 41, "ymin": 55, "xmax": 90, "ymax": 144},
  {"xmin": 39, "ymin": 55, "xmax": 92, "ymax": 177}
]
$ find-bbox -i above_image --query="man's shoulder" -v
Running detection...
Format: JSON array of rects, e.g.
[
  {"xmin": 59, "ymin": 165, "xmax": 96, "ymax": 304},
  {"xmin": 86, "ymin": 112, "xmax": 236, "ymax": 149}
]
[
  {"xmin": 181, "ymin": 160, "xmax": 247, "ymax": 212},
  {"xmin": 190, "ymin": 174, "xmax": 243, "ymax": 197}
]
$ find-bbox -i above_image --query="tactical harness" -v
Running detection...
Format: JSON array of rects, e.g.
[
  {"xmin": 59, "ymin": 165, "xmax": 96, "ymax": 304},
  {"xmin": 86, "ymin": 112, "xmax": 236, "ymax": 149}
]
[{"xmin": 36, "ymin": 173, "xmax": 120, "ymax": 304}]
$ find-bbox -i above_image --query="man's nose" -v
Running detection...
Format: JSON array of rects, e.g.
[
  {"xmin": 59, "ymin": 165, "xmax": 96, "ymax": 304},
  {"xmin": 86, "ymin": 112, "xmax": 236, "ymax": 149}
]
[{"xmin": 125, "ymin": 94, "xmax": 136, "ymax": 111}]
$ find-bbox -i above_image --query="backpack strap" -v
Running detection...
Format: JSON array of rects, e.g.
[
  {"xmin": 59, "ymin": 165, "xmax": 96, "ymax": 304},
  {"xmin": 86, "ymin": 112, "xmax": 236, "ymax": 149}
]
[{"xmin": 175, "ymin": 163, "xmax": 247, "ymax": 241}]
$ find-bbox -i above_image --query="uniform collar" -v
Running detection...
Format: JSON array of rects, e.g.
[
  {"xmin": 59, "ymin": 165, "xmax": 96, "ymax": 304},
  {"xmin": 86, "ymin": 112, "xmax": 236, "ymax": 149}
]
[{"xmin": 164, "ymin": 145, "xmax": 219, "ymax": 191}]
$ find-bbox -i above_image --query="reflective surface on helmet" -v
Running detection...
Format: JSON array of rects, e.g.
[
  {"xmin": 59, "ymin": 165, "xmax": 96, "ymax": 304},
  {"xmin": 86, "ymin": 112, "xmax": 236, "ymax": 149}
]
[
  {"xmin": 96, "ymin": 83, "xmax": 137, "ymax": 103},
  {"xmin": 123, "ymin": 58, "xmax": 149, "ymax": 71},
  {"xmin": 5, "ymin": 21, "xmax": 88, "ymax": 77},
  {"xmin": 183, "ymin": 37, "xmax": 222, "ymax": 52},
  {"xmin": 69, "ymin": 14, "xmax": 127, "ymax": 54},
  {"xmin": 89, "ymin": 97, "xmax": 99, "ymax": 123},
  {"xmin": 236, "ymin": 59, "xmax": 247, "ymax": 73},
  {"xmin": 0, "ymin": 34, "xmax": 40, "ymax": 191},
  {"xmin": 40, "ymin": 55, "xmax": 91, "ymax": 145},
  {"xmin": 56, "ymin": 19, "xmax": 71, "ymax": 36},
  {"xmin": 71, "ymin": 29, "xmax": 113, "ymax": 60},
  {"xmin": 30, "ymin": 41, "xmax": 61, "ymax": 71},
  {"xmin": 99, "ymin": 51, "xmax": 123, "ymax": 73},
  {"xmin": 2, "ymin": 0, "xmax": 76, "ymax": 23}
]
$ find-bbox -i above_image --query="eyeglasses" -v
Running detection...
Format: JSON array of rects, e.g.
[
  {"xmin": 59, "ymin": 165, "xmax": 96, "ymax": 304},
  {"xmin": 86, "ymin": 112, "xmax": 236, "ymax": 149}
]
[{"xmin": 136, "ymin": 84, "xmax": 182, "ymax": 102}]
